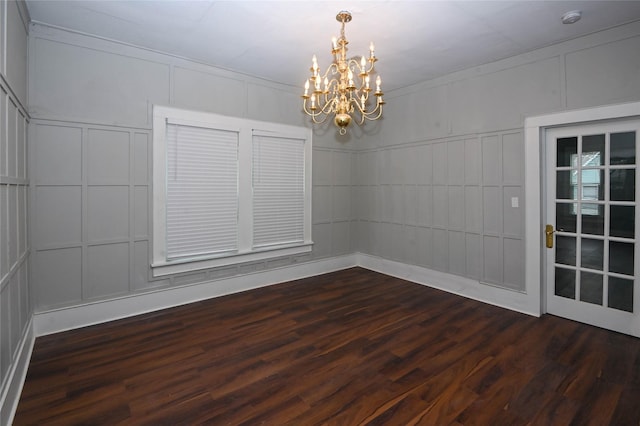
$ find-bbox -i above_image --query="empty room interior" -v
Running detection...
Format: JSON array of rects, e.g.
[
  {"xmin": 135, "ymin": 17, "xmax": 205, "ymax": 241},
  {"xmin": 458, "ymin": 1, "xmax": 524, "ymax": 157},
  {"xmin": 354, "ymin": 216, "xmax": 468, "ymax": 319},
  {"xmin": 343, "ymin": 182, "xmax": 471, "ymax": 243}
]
[{"xmin": 2, "ymin": 0, "xmax": 640, "ymax": 424}]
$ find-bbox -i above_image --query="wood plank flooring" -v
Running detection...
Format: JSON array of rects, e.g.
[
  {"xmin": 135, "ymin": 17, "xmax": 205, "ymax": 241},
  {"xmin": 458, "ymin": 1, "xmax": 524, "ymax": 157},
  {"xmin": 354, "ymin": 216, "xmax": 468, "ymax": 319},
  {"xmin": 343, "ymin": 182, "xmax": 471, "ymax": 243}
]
[{"xmin": 14, "ymin": 268, "xmax": 640, "ymax": 425}]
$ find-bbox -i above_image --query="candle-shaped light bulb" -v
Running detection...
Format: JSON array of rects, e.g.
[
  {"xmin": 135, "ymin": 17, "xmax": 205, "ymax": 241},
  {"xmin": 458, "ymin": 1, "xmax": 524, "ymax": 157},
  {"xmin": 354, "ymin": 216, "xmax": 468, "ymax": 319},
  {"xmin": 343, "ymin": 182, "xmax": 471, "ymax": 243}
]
[
  {"xmin": 376, "ymin": 76, "xmax": 382, "ymax": 91},
  {"xmin": 324, "ymin": 77, "xmax": 329, "ymax": 91},
  {"xmin": 361, "ymin": 94, "xmax": 366, "ymax": 109},
  {"xmin": 361, "ymin": 56, "xmax": 366, "ymax": 69},
  {"xmin": 348, "ymin": 69, "xmax": 353, "ymax": 84},
  {"xmin": 369, "ymin": 42, "xmax": 375, "ymax": 57},
  {"xmin": 311, "ymin": 94, "xmax": 316, "ymax": 108},
  {"xmin": 315, "ymin": 76, "xmax": 320, "ymax": 90},
  {"xmin": 332, "ymin": 37, "xmax": 337, "ymax": 50},
  {"xmin": 304, "ymin": 80, "xmax": 309, "ymax": 96},
  {"xmin": 365, "ymin": 75, "xmax": 370, "ymax": 89}
]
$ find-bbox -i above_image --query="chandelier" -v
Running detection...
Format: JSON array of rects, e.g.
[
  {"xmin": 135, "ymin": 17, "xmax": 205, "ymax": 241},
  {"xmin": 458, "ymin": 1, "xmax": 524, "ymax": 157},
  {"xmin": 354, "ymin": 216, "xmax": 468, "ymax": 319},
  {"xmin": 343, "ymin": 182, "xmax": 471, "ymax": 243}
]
[{"xmin": 302, "ymin": 11, "xmax": 385, "ymax": 135}]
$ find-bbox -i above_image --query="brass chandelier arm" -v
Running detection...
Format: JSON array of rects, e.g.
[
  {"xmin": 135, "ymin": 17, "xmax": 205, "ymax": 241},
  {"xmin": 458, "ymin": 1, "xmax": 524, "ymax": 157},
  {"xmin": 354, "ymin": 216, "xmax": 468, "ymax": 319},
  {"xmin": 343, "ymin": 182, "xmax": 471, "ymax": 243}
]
[
  {"xmin": 302, "ymin": 97, "xmax": 336, "ymax": 124},
  {"xmin": 346, "ymin": 58, "xmax": 376, "ymax": 78},
  {"xmin": 315, "ymin": 97, "xmax": 338, "ymax": 116},
  {"xmin": 350, "ymin": 95, "xmax": 384, "ymax": 124}
]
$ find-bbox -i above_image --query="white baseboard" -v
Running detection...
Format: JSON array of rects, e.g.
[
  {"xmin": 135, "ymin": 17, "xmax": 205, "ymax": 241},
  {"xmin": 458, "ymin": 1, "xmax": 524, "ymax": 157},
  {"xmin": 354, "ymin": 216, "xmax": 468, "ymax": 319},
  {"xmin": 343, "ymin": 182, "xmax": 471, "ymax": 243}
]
[
  {"xmin": 356, "ymin": 253, "xmax": 541, "ymax": 317},
  {"xmin": 34, "ymin": 254, "xmax": 358, "ymax": 337},
  {"xmin": 1, "ymin": 318, "xmax": 35, "ymax": 426},
  {"xmin": 34, "ymin": 252, "xmax": 542, "ymax": 338}
]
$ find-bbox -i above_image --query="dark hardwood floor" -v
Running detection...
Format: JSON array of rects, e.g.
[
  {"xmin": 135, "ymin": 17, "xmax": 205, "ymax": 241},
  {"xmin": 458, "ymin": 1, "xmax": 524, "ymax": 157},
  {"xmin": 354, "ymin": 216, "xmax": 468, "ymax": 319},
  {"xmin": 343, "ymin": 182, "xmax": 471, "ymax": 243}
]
[{"xmin": 14, "ymin": 268, "xmax": 640, "ymax": 425}]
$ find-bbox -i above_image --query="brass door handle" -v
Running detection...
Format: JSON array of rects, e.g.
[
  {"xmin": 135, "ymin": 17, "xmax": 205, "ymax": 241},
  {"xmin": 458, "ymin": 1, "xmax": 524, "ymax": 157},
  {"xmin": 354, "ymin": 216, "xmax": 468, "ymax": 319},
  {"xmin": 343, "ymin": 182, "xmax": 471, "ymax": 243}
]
[{"xmin": 545, "ymin": 224, "xmax": 554, "ymax": 248}]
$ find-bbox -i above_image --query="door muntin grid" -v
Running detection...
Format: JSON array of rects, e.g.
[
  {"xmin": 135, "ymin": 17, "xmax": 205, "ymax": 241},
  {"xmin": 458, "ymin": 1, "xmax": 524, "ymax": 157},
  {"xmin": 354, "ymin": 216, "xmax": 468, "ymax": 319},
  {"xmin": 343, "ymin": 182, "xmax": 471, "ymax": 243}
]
[{"xmin": 554, "ymin": 131, "xmax": 636, "ymax": 313}]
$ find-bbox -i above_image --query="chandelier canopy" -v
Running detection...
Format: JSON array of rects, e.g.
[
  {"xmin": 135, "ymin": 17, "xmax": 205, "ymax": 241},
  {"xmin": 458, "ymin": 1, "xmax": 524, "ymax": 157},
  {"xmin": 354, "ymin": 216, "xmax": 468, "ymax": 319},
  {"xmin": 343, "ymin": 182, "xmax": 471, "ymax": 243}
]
[{"xmin": 302, "ymin": 11, "xmax": 385, "ymax": 135}]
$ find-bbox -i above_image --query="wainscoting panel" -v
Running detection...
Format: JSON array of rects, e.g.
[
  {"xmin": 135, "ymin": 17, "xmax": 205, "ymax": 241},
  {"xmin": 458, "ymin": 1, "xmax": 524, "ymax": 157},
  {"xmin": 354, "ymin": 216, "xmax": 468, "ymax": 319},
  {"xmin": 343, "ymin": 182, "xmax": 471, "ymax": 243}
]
[{"xmin": 356, "ymin": 130, "xmax": 525, "ymax": 292}]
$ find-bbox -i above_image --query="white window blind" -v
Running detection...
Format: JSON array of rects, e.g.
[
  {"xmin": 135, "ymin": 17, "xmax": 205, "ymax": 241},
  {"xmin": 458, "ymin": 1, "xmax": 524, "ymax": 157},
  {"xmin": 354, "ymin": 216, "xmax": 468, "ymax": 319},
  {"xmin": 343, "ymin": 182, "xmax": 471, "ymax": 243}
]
[
  {"xmin": 153, "ymin": 105, "xmax": 312, "ymax": 277},
  {"xmin": 252, "ymin": 133, "xmax": 305, "ymax": 248},
  {"xmin": 166, "ymin": 124, "xmax": 239, "ymax": 260}
]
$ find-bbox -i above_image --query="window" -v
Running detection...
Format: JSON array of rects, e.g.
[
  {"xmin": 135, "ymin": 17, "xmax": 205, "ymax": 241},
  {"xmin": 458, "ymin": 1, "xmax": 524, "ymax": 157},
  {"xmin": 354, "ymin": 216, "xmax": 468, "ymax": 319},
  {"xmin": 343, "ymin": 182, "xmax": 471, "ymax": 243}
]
[
  {"xmin": 571, "ymin": 151, "xmax": 602, "ymax": 216},
  {"xmin": 152, "ymin": 106, "xmax": 312, "ymax": 276}
]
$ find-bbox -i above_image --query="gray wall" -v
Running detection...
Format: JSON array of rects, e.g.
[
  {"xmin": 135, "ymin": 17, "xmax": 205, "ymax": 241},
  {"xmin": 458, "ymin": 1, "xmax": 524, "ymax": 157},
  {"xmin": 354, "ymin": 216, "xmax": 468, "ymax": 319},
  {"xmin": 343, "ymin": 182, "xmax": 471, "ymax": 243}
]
[
  {"xmin": 28, "ymin": 23, "xmax": 356, "ymax": 311},
  {"xmin": 0, "ymin": 0, "xmax": 31, "ymax": 423},
  {"xmin": 355, "ymin": 21, "xmax": 640, "ymax": 292},
  {"xmin": 26, "ymin": 17, "xmax": 640, "ymax": 310}
]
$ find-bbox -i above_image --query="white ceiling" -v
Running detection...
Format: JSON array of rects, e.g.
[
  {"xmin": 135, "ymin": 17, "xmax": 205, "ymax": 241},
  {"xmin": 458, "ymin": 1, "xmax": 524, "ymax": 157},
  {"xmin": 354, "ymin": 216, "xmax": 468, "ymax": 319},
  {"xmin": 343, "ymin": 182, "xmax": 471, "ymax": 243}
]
[{"xmin": 25, "ymin": 1, "xmax": 640, "ymax": 91}]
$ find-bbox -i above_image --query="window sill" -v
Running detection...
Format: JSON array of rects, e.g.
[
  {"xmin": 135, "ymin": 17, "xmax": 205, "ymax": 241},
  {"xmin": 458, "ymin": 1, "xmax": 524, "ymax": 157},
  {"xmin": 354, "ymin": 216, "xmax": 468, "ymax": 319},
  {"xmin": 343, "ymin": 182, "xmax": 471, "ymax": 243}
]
[{"xmin": 151, "ymin": 242, "xmax": 313, "ymax": 277}]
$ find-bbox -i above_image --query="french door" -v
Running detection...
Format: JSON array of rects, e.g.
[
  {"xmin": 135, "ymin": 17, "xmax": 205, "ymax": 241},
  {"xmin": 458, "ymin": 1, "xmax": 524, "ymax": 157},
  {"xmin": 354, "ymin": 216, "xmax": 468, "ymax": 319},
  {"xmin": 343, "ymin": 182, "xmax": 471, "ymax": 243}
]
[{"xmin": 545, "ymin": 119, "xmax": 640, "ymax": 337}]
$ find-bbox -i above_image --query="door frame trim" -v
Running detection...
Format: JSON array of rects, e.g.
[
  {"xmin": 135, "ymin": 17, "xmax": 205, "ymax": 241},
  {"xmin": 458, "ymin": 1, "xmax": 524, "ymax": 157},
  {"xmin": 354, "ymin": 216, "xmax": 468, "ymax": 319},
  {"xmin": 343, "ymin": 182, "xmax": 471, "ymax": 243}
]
[{"xmin": 524, "ymin": 101, "xmax": 640, "ymax": 315}]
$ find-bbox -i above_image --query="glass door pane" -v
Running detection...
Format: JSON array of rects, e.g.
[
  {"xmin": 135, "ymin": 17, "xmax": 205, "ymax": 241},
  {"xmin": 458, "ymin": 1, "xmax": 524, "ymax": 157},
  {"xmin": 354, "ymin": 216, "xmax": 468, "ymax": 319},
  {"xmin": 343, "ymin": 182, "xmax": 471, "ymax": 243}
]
[{"xmin": 553, "ymin": 129, "xmax": 636, "ymax": 314}]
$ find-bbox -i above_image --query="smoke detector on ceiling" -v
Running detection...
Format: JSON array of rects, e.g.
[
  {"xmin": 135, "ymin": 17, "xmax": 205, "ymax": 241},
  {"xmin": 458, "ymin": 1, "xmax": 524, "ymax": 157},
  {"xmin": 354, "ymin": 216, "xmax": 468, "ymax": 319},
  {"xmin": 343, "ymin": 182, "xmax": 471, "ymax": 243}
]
[{"xmin": 561, "ymin": 10, "xmax": 582, "ymax": 24}]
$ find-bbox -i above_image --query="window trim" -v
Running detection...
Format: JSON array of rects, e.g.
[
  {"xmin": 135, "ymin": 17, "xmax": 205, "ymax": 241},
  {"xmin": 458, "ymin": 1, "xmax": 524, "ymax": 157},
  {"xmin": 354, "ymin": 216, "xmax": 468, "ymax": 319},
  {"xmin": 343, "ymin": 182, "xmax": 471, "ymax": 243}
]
[{"xmin": 152, "ymin": 105, "xmax": 313, "ymax": 277}]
